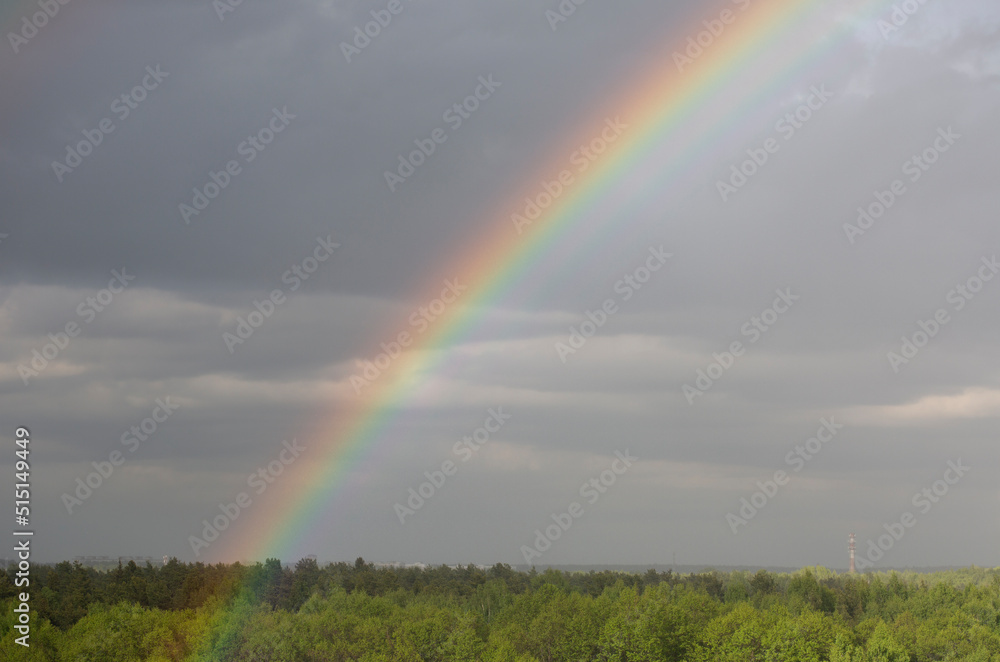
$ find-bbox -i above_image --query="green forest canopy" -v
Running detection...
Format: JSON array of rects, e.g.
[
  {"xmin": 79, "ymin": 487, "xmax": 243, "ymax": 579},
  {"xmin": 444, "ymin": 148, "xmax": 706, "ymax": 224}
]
[{"xmin": 3, "ymin": 559, "xmax": 1000, "ymax": 661}]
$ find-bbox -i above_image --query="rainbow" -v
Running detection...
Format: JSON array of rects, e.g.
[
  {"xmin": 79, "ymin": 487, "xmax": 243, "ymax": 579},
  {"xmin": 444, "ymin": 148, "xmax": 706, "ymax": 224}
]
[
  {"xmin": 213, "ymin": 0, "xmax": 898, "ymax": 564},
  {"xmin": 3, "ymin": 0, "xmax": 894, "ymax": 561}
]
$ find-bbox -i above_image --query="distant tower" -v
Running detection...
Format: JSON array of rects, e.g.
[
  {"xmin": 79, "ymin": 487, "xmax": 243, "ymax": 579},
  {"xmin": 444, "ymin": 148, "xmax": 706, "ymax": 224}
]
[{"xmin": 848, "ymin": 533, "xmax": 856, "ymax": 573}]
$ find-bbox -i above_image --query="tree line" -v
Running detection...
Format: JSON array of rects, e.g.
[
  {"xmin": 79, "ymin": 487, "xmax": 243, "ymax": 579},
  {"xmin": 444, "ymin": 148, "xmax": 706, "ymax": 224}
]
[{"xmin": 2, "ymin": 558, "xmax": 1000, "ymax": 660}]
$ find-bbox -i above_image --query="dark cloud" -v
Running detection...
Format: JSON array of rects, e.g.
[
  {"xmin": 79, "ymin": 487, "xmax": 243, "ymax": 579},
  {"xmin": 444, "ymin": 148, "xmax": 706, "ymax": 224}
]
[{"xmin": 1, "ymin": 0, "xmax": 998, "ymax": 568}]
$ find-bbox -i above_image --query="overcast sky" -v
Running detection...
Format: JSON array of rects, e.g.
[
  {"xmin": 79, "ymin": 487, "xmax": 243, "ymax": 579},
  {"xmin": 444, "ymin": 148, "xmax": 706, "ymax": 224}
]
[{"xmin": 2, "ymin": 0, "xmax": 999, "ymax": 570}]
